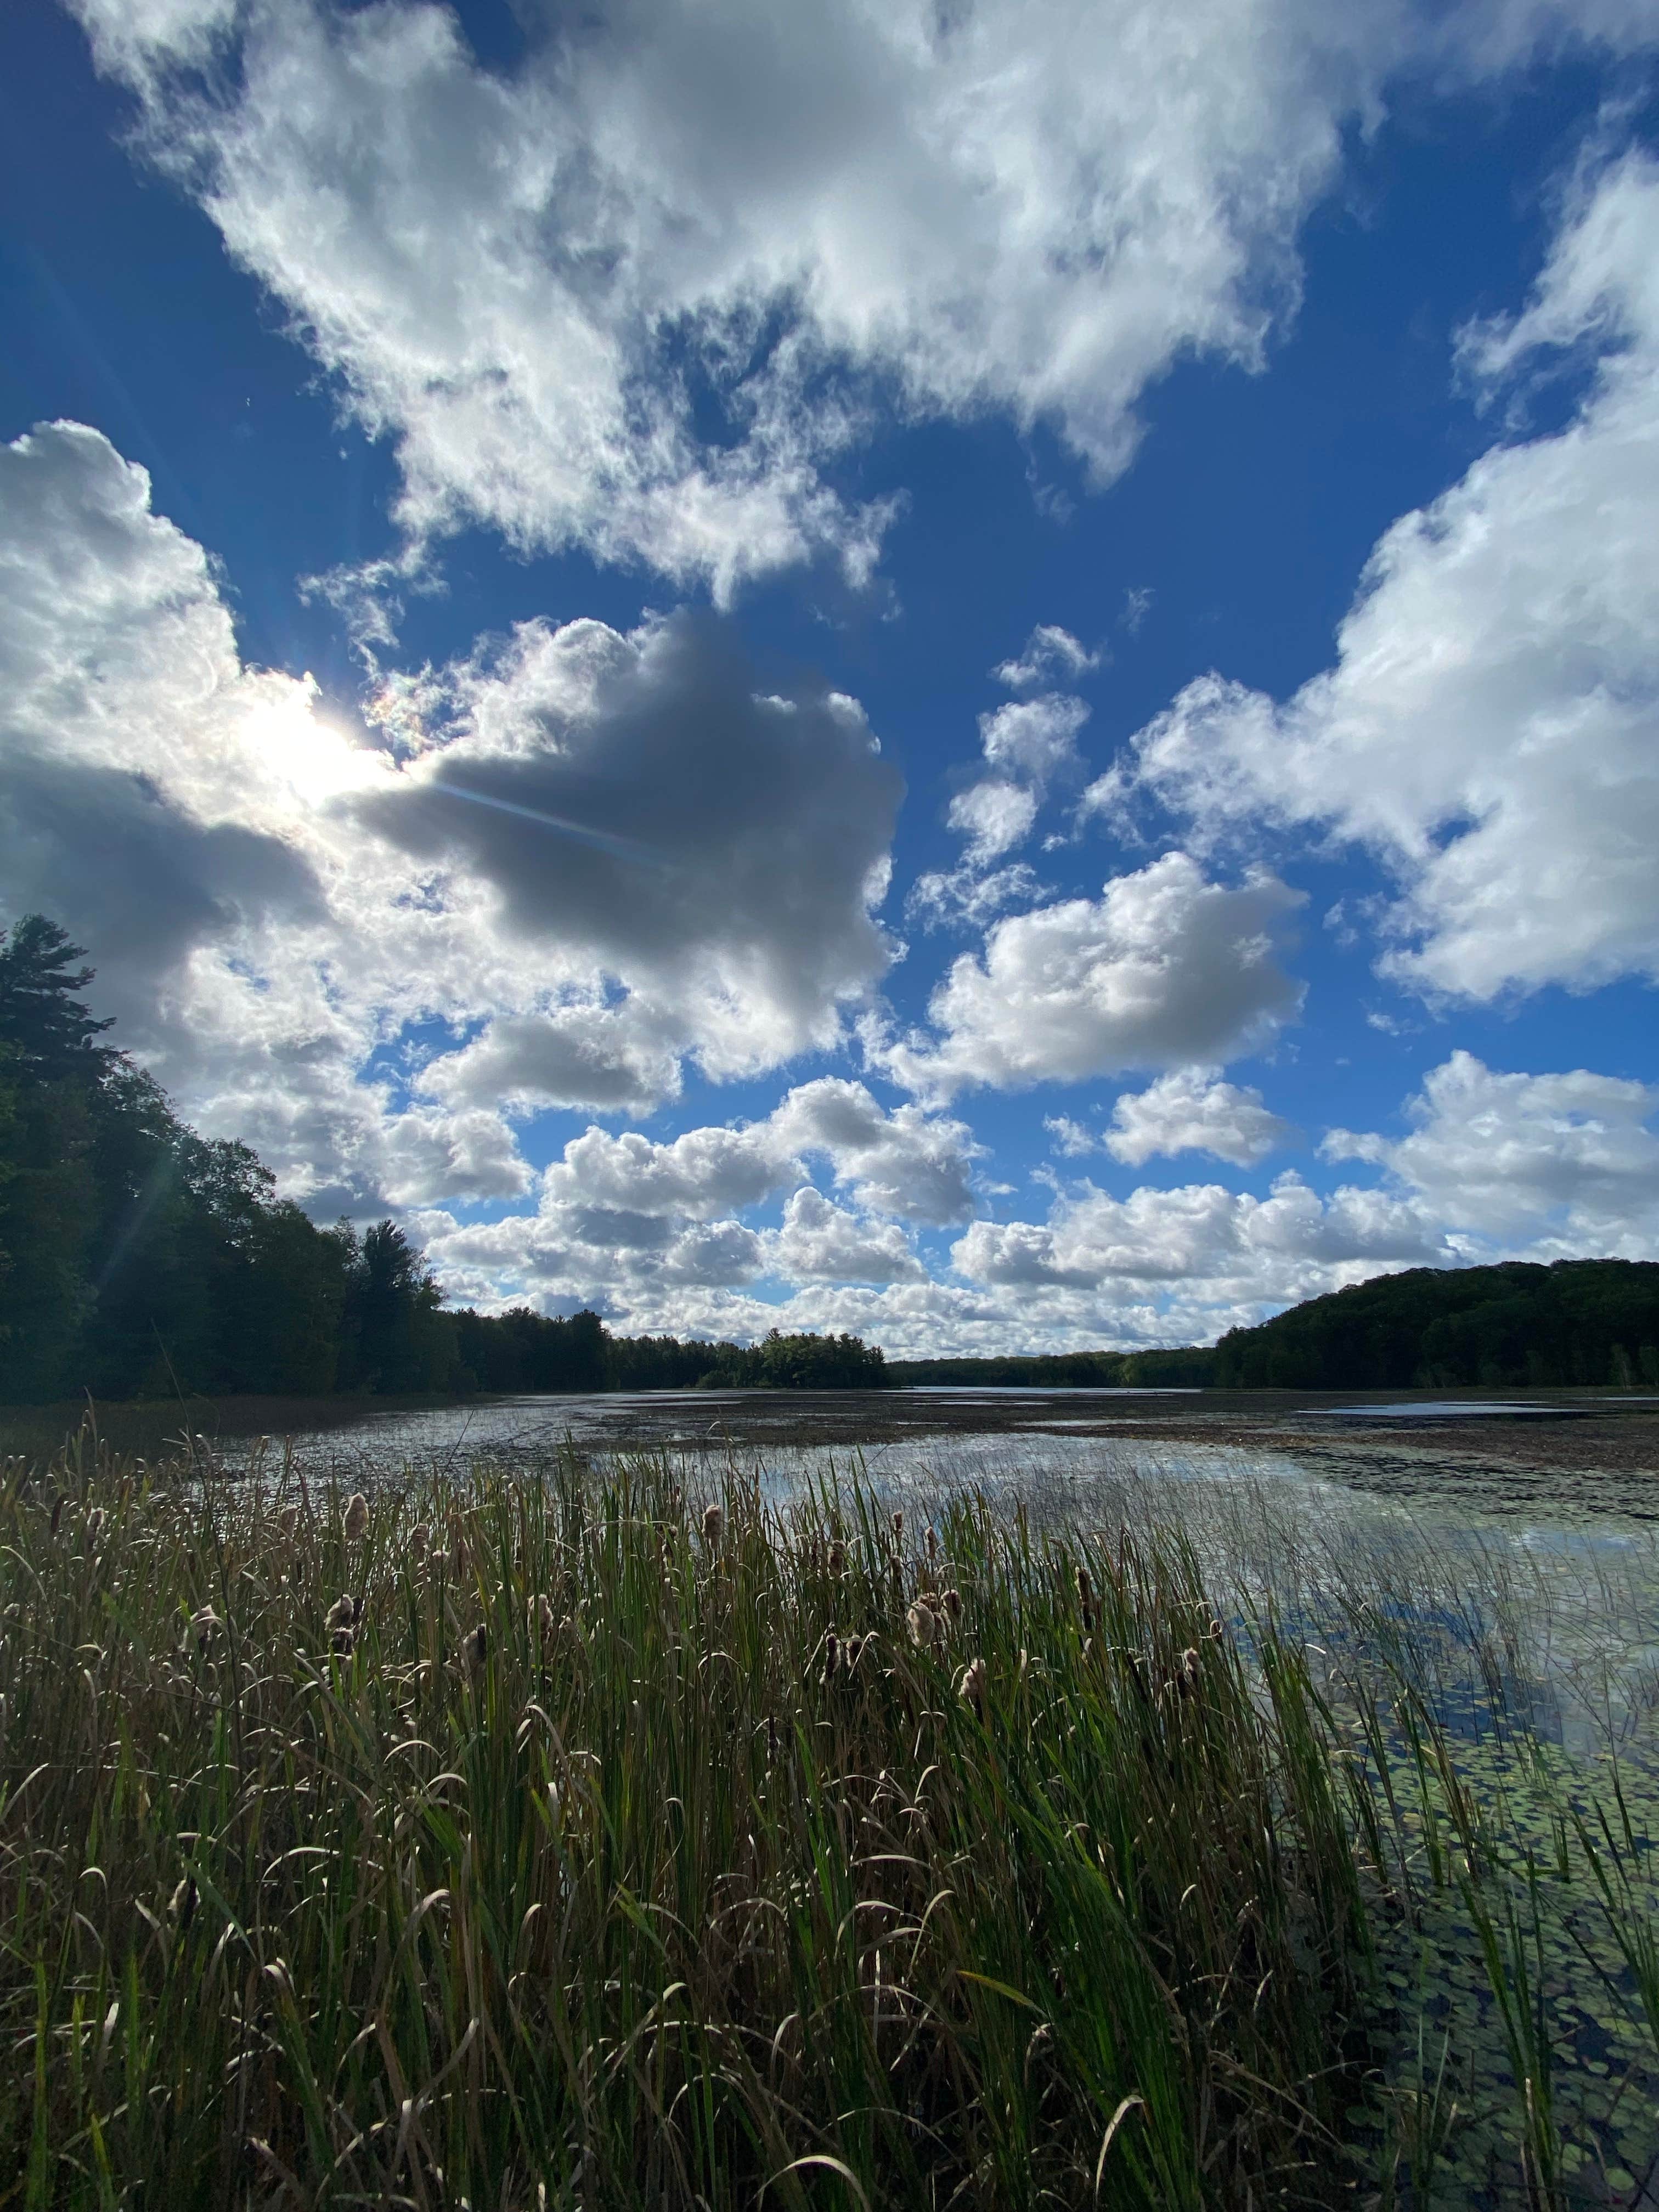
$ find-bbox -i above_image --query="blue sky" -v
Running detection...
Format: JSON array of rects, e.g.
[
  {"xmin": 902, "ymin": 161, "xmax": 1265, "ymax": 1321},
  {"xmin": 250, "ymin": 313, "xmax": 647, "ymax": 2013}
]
[{"xmin": 2, "ymin": 0, "xmax": 1657, "ymax": 1353}]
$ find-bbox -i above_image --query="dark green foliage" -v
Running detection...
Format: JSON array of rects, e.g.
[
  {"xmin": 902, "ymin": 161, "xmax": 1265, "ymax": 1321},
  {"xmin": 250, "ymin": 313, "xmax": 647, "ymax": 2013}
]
[
  {"xmin": 450, "ymin": 1310, "xmax": 888, "ymax": 1393},
  {"xmin": 0, "ymin": 916, "xmax": 448, "ymax": 1403},
  {"xmin": 890, "ymin": 1346, "xmax": 1216, "ymax": 1387},
  {"xmin": 704, "ymin": 1325, "xmax": 889, "ymax": 1389},
  {"xmin": 0, "ymin": 914, "xmax": 116, "ymax": 1077},
  {"xmin": 1212, "ymin": 1259, "xmax": 1659, "ymax": 1389}
]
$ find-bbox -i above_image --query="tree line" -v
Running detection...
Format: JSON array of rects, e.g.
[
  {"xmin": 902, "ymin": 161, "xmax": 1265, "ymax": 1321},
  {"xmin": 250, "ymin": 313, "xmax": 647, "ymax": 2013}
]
[
  {"xmin": 0, "ymin": 916, "xmax": 884, "ymax": 1404},
  {"xmin": 1211, "ymin": 1260, "xmax": 1659, "ymax": 1391},
  {"xmin": 887, "ymin": 1347, "xmax": 1216, "ymax": 1387}
]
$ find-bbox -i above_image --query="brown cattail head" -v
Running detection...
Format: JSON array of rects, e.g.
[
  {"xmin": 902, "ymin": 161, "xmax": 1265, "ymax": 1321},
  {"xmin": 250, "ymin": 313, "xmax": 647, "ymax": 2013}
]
[
  {"xmin": 926, "ymin": 1527, "xmax": 938, "ymax": 1564},
  {"xmin": 906, "ymin": 1601, "xmax": 936, "ymax": 1649},
  {"xmin": 49, "ymin": 1494, "xmax": 64, "ymax": 1536},
  {"xmin": 827, "ymin": 1541, "xmax": 847, "ymax": 1578},
  {"xmin": 766, "ymin": 1711, "xmax": 779, "ymax": 1764},
  {"xmin": 822, "ymin": 1632, "xmax": 840, "ymax": 1682},
  {"xmin": 1177, "ymin": 1645, "xmax": 1200, "ymax": 1693},
  {"xmin": 326, "ymin": 1592, "xmax": 357, "ymax": 1657},
  {"xmin": 958, "ymin": 1656, "xmax": 988, "ymax": 1713},
  {"xmin": 343, "ymin": 1492, "xmax": 370, "ymax": 1543},
  {"xmin": 703, "ymin": 1503, "xmax": 725, "ymax": 1550},
  {"xmin": 890, "ymin": 1509, "xmax": 904, "ymax": 1542},
  {"xmin": 941, "ymin": 1587, "xmax": 962, "ymax": 1623},
  {"xmin": 1075, "ymin": 1562, "xmax": 1093, "ymax": 1605},
  {"xmin": 410, "ymin": 1521, "xmax": 430, "ymax": 1564},
  {"xmin": 531, "ymin": 1591, "xmax": 555, "ymax": 1640},
  {"xmin": 464, "ymin": 1622, "xmax": 488, "ymax": 1675},
  {"xmin": 84, "ymin": 1506, "xmax": 106, "ymax": 1547},
  {"xmin": 170, "ymin": 1876, "xmax": 198, "ymax": 1932},
  {"xmin": 189, "ymin": 1604, "xmax": 221, "ymax": 1652},
  {"xmin": 845, "ymin": 1634, "xmax": 865, "ymax": 1671}
]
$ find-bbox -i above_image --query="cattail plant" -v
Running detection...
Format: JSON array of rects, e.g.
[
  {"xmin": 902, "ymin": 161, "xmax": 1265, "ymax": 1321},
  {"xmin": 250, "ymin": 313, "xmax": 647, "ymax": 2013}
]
[{"xmin": 0, "ymin": 1430, "xmax": 1555, "ymax": 2212}]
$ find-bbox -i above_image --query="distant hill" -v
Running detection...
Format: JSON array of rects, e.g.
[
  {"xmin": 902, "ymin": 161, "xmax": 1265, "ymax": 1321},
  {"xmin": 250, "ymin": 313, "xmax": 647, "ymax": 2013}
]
[{"xmin": 1211, "ymin": 1259, "xmax": 1659, "ymax": 1391}]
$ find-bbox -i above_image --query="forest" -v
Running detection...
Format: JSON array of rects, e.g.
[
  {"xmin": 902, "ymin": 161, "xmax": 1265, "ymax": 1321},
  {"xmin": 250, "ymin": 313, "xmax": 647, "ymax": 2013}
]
[
  {"xmin": 887, "ymin": 1346, "xmax": 1216, "ymax": 1387},
  {"xmin": 1212, "ymin": 1258, "xmax": 1659, "ymax": 1389},
  {"xmin": 0, "ymin": 916, "xmax": 882, "ymax": 1404}
]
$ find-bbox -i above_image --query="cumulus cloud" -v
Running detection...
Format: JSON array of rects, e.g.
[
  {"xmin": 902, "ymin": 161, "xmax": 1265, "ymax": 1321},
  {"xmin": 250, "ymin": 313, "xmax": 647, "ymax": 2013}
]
[
  {"xmin": 955, "ymin": 1176, "xmax": 1442, "ymax": 1299},
  {"xmin": 1130, "ymin": 151, "xmax": 1659, "ymax": 1002},
  {"xmin": 1104, "ymin": 1068, "xmax": 1294, "ymax": 1166},
  {"xmin": 994, "ymin": 625, "xmax": 1100, "ymax": 692},
  {"xmin": 767, "ymin": 1188, "xmax": 926, "ymax": 1283},
  {"xmin": 534, "ymin": 1080, "xmax": 981, "ymax": 1232},
  {"xmin": 944, "ymin": 780, "xmax": 1040, "ymax": 866},
  {"xmin": 934, "ymin": 1049, "xmax": 1659, "ymax": 1347},
  {"xmin": 72, "ymin": 0, "xmax": 1653, "ymax": 598},
  {"xmin": 770, "ymin": 1079, "xmax": 983, "ymax": 1224},
  {"xmin": 1044, "ymin": 1115, "xmax": 1098, "ymax": 1158},
  {"xmin": 1323, "ymin": 1051, "xmax": 1659, "ymax": 1255},
  {"xmin": 0, "ymin": 421, "xmax": 904, "ymax": 1208},
  {"xmin": 0, "ymin": 417, "xmax": 417, "ymax": 1202},
  {"xmin": 885, "ymin": 854, "xmax": 1304, "ymax": 1100},
  {"xmin": 911, "ymin": 689, "xmax": 1089, "ymax": 924},
  {"xmin": 415, "ymin": 1005, "xmax": 685, "ymax": 1118},
  {"xmin": 361, "ymin": 610, "xmax": 903, "ymax": 1080},
  {"xmin": 406, "ymin": 1043, "xmax": 1659, "ymax": 1350}
]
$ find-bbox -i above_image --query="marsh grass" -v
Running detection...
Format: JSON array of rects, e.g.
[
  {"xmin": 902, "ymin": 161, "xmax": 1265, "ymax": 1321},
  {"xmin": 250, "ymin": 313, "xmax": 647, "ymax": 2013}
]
[
  {"xmin": 0, "ymin": 1431, "xmax": 1392, "ymax": 2211},
  {"xmin": 11, "ymin": 1426, "xmax": 1659, "ymax": 2211}
]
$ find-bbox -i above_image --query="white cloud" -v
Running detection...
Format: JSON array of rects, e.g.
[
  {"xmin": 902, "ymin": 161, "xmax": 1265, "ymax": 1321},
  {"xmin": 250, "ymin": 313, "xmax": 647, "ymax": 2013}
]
[
  {"xmin": 906, "ymin": 860, "xmax": 1047, "ymax": 935},
  {"xmin": 770, "ymin": 1078, "xmax": 983, "ymax": 1224},
  {"xmin": 994, "ymin": 624, "xmax": 1100, "ymax": 692},
  {"xmin": 916, "ymin": 689, "xmax": 1091, "ymax": 923},
  {"xmin": 1104, "ymin": 1068, "xmax": 1293, "ymax": 1166},
  {"xmin": 415, "ymin": 1004, "xmax": 684, "ymax": 1118},
  {"xmin": 945, "ymin": 780, "xmax": 1040, "ymax": 865},
  {"xmin": 934, "ymin": 1049, "xmax": 1659, "ymax": 1347},
  {"xmin": 766, "ymin": 1188, "xmax": 926, "ymax": 1283},
  {"xmin": 1130, "ymin": 151, "xmax": 1659, "ymax": 1002},
  {"xmin": 954, "ymin": 1176, "xmax": 1443, "ymax": 1300},
  {"xmin": 72, "ymin": 0, "xmax": 1654, "ymax": 597},
  {"xmin": 379, "ymin": 1107, "xmax": 534, "ymax": 1207},
  {"xmin": 1323, "ymin": 1050, "xmax": 1659, "ymax": 1255},
  {"xmin": 883, "ymin": 854, "xmax": 1303, "ymax": 1100},
  {"xmin": 408, "ymin": 1047, "xmax": 1659, "ymax": 1351},
  {"xmin": 531, "ymin": 1079, "xmax": 981, "ymax": 1236},
  {"xmin": 0, "ymin": 422, "xmax": 904, "ymax": 1208},
  {"xmin": 1044, "ymin": 1114, "xmax": 1098, "ymax": 1158},
  {"xmin": 978, "ymin": 694, "xmax": 1092, "ymax": 786}
]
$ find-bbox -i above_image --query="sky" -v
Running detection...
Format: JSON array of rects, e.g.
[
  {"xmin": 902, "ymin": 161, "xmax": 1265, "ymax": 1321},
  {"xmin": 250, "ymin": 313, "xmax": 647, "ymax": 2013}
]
[{"xmin": 2, "ymin": 0, "xmax": 1658, "ymax": 1357}]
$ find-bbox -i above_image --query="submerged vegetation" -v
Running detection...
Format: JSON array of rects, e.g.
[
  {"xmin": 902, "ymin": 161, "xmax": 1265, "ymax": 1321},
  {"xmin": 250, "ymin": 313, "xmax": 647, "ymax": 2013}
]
[{"xmin": 7, "ymin": 1427, "xmax": 1659, "ymax": 2205}]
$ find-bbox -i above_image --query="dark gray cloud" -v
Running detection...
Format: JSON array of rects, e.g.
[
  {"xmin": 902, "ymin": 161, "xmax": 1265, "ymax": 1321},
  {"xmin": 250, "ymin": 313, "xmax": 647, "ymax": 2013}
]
[
  {"xmin": 359, "ymin": 612, "xmax": 903, "ymax": 1058},
  {"xmin": 0, "ymin": 753, "xmax": 321, "ymax": 1046}
]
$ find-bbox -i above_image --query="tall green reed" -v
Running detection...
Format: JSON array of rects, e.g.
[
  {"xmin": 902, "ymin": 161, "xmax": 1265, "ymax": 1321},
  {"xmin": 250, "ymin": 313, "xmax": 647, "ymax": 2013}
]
[{"xmin": 0, "ymin": 1438, "xmax": 1379, "ymax": 2210}]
